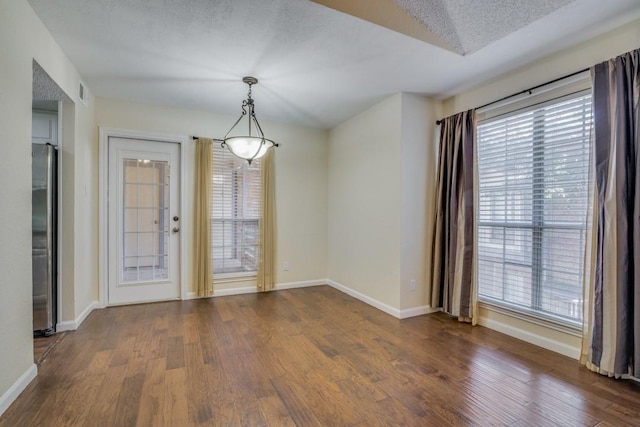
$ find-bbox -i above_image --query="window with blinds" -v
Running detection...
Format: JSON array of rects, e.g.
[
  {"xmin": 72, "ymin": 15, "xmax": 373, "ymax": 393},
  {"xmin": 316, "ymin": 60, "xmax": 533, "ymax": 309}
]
[
  {"xmin": 476, "ymin": 91, "xmax": 592, "ymax": 324},
  {"xmin": 211, "ymin": 144, "xmax": 262, "ymax": 276}
]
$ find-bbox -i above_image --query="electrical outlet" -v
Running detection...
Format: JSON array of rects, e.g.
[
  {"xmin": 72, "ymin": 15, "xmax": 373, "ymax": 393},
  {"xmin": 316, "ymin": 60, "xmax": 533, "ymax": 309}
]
[
  {"xmin": 283, "ymin": 261, "xmax": 289, "ymax": 271},
  {"xmin": 409, "ymin": 279, "xmax": 416, "ymax": 292}
]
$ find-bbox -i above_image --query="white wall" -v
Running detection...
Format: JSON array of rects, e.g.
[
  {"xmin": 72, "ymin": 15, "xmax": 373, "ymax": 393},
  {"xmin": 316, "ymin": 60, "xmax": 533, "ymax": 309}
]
[
  {"xmin": 58, "ymin": 95, "xmax": 97, "ymax": 324},
  {"xmin": 399, "ymin": 93, "xmax": 440, "ymax": 310},
  {"xmin": 0, "ymin": 0, "xmax": 96, "ymax": 410},
  {"xmin": 328, "ymin": 94, "xmax": 403, "ymax": 309},
  {"xmin": 442, "ymin": 17, "xmax": 640, "ymax": 358},
  {"xmin": 73, "ymin": 96, "xmax": 98, "ymax": 319},
  {"xmin": 327, "ymin": 93, "xmax": 440, "ymax": 313},
  {"xmin": 95, "ymin": 97, "xmax": 328, "ymax": 293},
  {"xmin": 443, "ymin": 18, "xmax": 640, "ymax": 116}
]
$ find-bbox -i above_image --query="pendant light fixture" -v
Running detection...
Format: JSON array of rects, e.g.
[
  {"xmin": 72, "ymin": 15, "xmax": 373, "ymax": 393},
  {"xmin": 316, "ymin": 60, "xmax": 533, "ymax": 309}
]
[{"xmin": 221, "ymin": 76, "xmax": 278, "ymax": 164}]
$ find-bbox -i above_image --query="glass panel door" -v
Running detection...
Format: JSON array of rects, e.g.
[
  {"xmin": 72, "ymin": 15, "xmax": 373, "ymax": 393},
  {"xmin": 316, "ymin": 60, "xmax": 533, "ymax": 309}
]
[{"xmin": 108, "ymin": 137, "xmax": 180, "ymax": 305}]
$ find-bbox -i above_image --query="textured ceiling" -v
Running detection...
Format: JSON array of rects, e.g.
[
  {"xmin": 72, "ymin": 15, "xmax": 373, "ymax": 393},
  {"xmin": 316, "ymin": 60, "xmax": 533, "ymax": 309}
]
[
  {"xmin": 390, "ymin": 0, "xmax": 574, "ymax": 54},
  {"xmin": 27, "ymin": 0, "xmax": 640, "ymax": 129},
  {"xmin": 33, "ymin": 61, "xmax": 71, "ymax": 102},
  {"xmin": 312, "ymin": 0, "xmax": 575, "ymax": 55}
]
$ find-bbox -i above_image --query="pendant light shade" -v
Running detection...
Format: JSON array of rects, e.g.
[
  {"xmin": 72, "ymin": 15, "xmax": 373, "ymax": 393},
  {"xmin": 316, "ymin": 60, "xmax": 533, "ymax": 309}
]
[
  {"xmin": 221, "ymin": 77, "xmax": 278, "ymax": 164},
  {"xmin": 224, "ymin": 136, "xmax": 276, "ymax": 160}
]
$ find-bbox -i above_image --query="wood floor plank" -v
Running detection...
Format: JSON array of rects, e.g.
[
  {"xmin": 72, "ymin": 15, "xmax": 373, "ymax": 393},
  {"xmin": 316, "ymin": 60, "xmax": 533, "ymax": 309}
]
[
  {"xmin": 88, "ymin": 364, "xmax": 129, "ymax": 427},
  {"xmin": 335, "ymin": 376, "xmax": 388, "ymax": 403},
  {"xmin": 165, "ymin": 336, "xmax": 185, "ymax": 370},
  {"xmin": 59, "ymin": 351, "xmax": 115, "ymax": 426},
  {"xmin": 184, "ymin": 342, "xmax": 217, "ymax": 425},
  {"xmin": 4, "ymin": 285, "xmax": 640, "ymax": 427},
  {"xmin": 135, "ymin": 358, "xmax": 167, "ymax": 427},
  {"xmin": 112, "ymin": 372, "xmax": 146, "ymax": 427},
  {"xmin": 235, "ymin": 401, "xmax": 267, "ymax": 427},
  {"xmin": 258, "ymin": 394, "xmax": 296, "ymax": 427},
  {"xmin": 164, "ymin": 367, "xmax": 189, "ymax": 426},
  {"xmin": 109, "ymin": 335, "xmax": 137, "ymax": 367},
  {"xmin": 269, "ymin": 376, "xmax": 325, "ymax": 426}
]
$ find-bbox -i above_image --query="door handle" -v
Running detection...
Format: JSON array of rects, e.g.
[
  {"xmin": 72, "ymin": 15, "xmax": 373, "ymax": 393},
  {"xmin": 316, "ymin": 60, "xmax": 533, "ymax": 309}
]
[{"xmin": 172, "ymin": 227, "xmax": 180, "ymax": 233}]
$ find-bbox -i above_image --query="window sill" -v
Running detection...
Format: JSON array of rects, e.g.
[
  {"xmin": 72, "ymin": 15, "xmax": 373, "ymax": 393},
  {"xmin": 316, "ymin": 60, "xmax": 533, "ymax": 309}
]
[
  {"xmin": 478, "ymin": 299, "xmax": 582, "ymax": 337},
  {"xmin": 213, "ymin": 272, "xmax": 257, "ymax": 284}
]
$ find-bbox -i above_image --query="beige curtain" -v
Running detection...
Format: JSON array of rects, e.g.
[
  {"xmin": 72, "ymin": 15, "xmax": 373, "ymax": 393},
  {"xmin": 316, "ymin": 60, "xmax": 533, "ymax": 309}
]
[
  {"xmin": 193, "ymin": 138, "xmax": 214, "ymax": 297},
  {"xmin": 257, "ymin": 149, "xmax": 275, "ymax": 291}
]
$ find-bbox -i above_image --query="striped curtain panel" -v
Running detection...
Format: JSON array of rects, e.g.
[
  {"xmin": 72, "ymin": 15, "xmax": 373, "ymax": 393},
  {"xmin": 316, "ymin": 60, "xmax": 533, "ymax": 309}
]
[
  {"xmin": 431, "ymin": 109, "xmax": 477, "ymax": 323},
  {"xmin": 581, "ymin": 48, "xmax": 639, "ymax": 378}
]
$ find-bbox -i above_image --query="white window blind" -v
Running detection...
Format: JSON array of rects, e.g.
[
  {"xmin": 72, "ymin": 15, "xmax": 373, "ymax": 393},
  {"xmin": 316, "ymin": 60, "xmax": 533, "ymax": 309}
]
[
  {"xmin": 477, "ymin": 91, "xmax": 592, "ymax": 324},
  {"xmin": 211, "ymin": 144, "xmax": 262, "ymax": 276}
]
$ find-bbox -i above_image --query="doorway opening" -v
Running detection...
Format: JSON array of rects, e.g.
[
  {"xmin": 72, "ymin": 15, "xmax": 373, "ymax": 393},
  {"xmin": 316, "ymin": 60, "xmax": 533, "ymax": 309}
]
[{"xmin": 31, "ymin": 60, "xmax": 71, "ymax": 359}]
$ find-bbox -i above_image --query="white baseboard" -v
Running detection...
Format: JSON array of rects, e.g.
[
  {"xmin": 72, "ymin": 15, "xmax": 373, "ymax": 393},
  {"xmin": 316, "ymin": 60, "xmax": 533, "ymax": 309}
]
[
  {"xmin": 56, "ymin": 300, "xmax": 100, "ymax": 332},
  {"xmin": 479, "ymin": 317, "xmax": 581, "ymax": 359},
  {"xmin": 185, "ymin": 279, "xmax": 327, "ymax": 300},
  {"xmin": 275, "ymin": 279, "xmax": 327, "ymax": 290},
  {"xmin": 327, "ymin": 280, "xmax": 399, "ymax": 317},
  {"xmin": 327, "ymin": 279, "xmax": 437, "ymax": 319},
  {"xmin": 0, "ymin": 363, "xmax": 37, "ymax": 417},
  {"xmin": 214, "ymin": 285, "xmax": 259, "ymax": 297},
  {"xmin": 398, "ymin": 305, "xmax": 441, "ymax": 319},
  {"xmin": 185, "ymin": 279, "xmax": 436, "ymax": 320}
]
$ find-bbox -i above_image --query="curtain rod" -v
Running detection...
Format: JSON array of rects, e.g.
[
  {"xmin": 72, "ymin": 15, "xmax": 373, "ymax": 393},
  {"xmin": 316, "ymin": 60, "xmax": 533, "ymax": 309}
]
[
  {"xmin": 192, "ymin": 136, "xmax": 224, "ymax": 142},
  {"xmin": 435, "ymin": 67, "xmax": 590, "ymax": 125}
]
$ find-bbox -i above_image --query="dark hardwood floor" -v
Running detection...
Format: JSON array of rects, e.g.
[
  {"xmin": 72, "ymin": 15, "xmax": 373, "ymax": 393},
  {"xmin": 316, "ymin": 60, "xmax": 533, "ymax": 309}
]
[
  {"xmin": 2, "ymin": 285, "xmax": 640, "ymax": 426},
  {"xmin": 33, "ymin": 331, "xmax": 68, "ymax": 364}
]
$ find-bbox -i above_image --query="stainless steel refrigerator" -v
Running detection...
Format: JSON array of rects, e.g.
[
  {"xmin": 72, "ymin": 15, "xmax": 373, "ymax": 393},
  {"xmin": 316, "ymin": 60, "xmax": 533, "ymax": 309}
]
[{"xmin": 32, "ymin": 143, "xmax": 57, "ymax": 336}]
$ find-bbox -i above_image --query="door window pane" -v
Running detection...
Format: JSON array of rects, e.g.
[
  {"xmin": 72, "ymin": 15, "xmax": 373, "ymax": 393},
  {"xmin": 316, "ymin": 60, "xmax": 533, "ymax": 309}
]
[{"xmin": 121, "ymin": 158, "xmax": 170, "ymax": 282}]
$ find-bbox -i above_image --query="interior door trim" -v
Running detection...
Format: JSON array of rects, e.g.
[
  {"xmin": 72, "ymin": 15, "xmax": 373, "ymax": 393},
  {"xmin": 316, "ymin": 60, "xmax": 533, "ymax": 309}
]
[{"xmin": 98, "ymin": 127, "xmax": 188, "ymax": 307}]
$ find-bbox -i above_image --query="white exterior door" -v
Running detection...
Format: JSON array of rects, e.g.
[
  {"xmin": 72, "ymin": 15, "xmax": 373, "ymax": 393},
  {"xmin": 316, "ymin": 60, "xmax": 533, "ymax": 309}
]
[{"xmin": 107, "ymin": 137, "xmax": 181, "ymax": 305}]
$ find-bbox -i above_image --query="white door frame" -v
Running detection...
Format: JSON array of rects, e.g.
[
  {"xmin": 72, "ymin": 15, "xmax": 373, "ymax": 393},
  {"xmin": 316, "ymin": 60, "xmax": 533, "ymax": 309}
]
[{"xmin": 99, "ymin": 127, "xmax": 188, "ymax": 307}]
